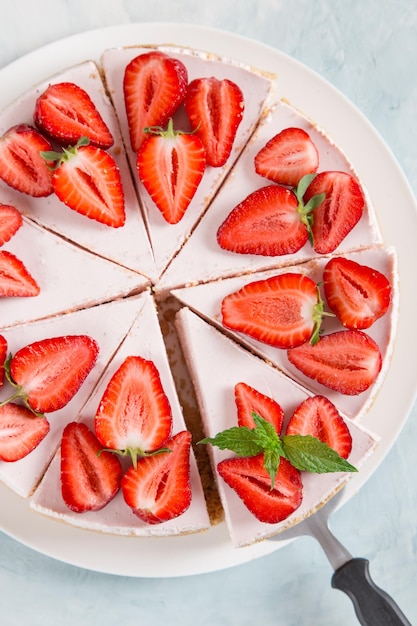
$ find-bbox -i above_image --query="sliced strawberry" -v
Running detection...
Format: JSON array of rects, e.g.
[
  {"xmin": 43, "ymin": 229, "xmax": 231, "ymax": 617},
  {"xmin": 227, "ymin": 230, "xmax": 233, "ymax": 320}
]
[
  {"xmin": 136, "ymin": 119, "xmax": 206, "ymax": 224},
  {"xmin": 0, "ymin": 335, "xmax": 7, "ymax": 388},
  {"xmin": 286, "ymin": 395, "xmax": 352, "ymax": 459},
  {"xmin": 184, "ymin": 77, "xmax": 244, "ymax": 167},
  {"xmin": 123, "ymin": 51, "xmax": 188, "ymax": 152},
  {"xmin": 34, "ymin": 82, "xmax": 114, "ymax": 149},
  {"xmin": 0, "ymin": 124, "xmax": 53, "ymax": 197},
  {"xmin": 218, "ymin": 454, "xmax": 303, "ymax": 524},
  {"xmin": 121, "ymin": 430, "xmax": 192, "ymax": 524},
  {"xmin": 234, "ymin": 382, "xmax": 284, "ymax": 433},
  {"xmin": 48, "ymin": 139, "xmax": 126, "ymax": 227},
  {"xmin": 287, "ymin": 329, "xmax": 382, "ymax": 395},
  {"xmin": 0, "ymin": 403, "xmax": 50, "ymax": 462},
  {"xmin": 0, "ymin": 250, "xmax": 40, "ymax": 297},
  {"xmin": 7, "ymin": 335, "xmax": 99, "ymax": 414},
  {"xmin": 217, "ymin": 185, "xmax": 309, "ymax": 256},
  {"xmin": 254, "ymin": 127, "xmax": 319, "ymax": 187},
  {"xmin": 323, "ymin": 256, "xmax": 392, "ymax": 329},
  {"xmin": 221, "ymin": 273, "xmax": 323, "ymax": 349},
  {"xmin": 0, "ymin": 204, "xmax": 23, "ymax": 246},
  {"xmin": 94, "ymin": 356, "xmax": 173, "ymax": 458},
  {"xmin": 61, "ymin": 421, "xmax": 123, "ymax": 513},
  {"xmin": 304, "ymin": 171, "xmax": 364, "ymax": 253}
]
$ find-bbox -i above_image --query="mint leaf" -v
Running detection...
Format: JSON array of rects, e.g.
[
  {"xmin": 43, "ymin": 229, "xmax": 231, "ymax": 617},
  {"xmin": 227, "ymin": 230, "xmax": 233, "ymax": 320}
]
[
  {"xmin": 282, "ymin": 434, "xmax": 357, "ymax": 473},
  {"xmin": 263, "ymin": 447, "xmax": 281, "ymax": 489},
  {"xmin": 199, "ymin": 426, "xmax": 264, "ymax": 457}
]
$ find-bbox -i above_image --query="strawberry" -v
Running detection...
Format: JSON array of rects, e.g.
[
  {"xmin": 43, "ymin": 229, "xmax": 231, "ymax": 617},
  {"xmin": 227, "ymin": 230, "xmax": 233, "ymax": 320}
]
[
  {"xmin": 61, "ymin": 421, "xmax": 123, "ymax": 513},
  {"xmin": 0, "ymin": 250, "xmax": 40, "ymax": 297},
  {"xmin": 287, "ymin": 329, "xmax": 382, "ymax": 395},
  {"xmin": 0, "ymin": 335, "xmax": 7, "ymax": 388},
  {"xmin": 5, "ymin": 335, "xmax": 99, "ymax": 414},
  {"xmin": 136, "ymin": 119, "xmax": 206, "ymax": 224},
  {"xmin": 286, "ymin": 395, "xmax": 352, "ymax": 459},
  {"xmin": 217, "ymin": 454, "xmax": 303, "ymax": 524},
  {"xmin": 0, "ymin": 204, "xmax": 23, "ymax": 246},
  {"xmin": 234, "ymin": 382, "xmax": 284, "ymax": 433},
  {"xmin": 44, "ymin": 138, "xmax": 126, "ymax": 227},
  {"xmin": 184, "ymin": 77, "xmax": 244, "ymax": 167},
  {"xmin": 254, "ymin": 127, "xmax": 319, "ymax": 187},
  {"xmin": 94, "ymin": 356, "xmax": 173, "ymax": 461},
  {"xmin": 34, "ymin": 82, "xmax": 114, "ymax": 149},
  {"xmin": 121, "ymin": 430, "xmax": 192, "ymax": 524},
  {"xmin": 0, "ymin": 124, "xmax": 54, "ymax": 197},
  {"xmin": 0, "ymin": 403, "xmax": 50, "ymax": 462},
  {"xmin": 217, "ymin": 185, "xmax": 309, "ymax": 256},
  {"xmin": 221, "ymin": 273, "xmax": 323, "ymax": 349},
  {"xmin": 323, "ymin": 256, "xmax": 392, "ymax": 329},
  {"xmin": 304, "ymin": 171, "xmax": 365, "ymax": 253},
  {"xmin": 123, "ymin": 51, "xmax": 188, "ymax": 152}
]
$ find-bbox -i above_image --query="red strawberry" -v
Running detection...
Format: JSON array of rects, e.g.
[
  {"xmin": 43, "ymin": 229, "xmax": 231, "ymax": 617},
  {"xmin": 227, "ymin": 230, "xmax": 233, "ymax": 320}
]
[
  {"xmin": 61, "ymin": 421, "xmax": 123, "ymax": 513},
  {"xmin": 7, "ymin": 335, "xmax": 99, "ymax": 414},
  {"xmin": 0, "ymin": 403, "xmax": 50, "ymax": 462},
  {"xmin": 0, "ymin": 204, "xmax": 23, "ymax": 246},
  {"xmin": 0, "ymin": 335, "xmax": 7, "ymax": 388},
  {"xmin": 254, "ymin": 127, "xmax": 319, "ymax": 187},
  {"xmin": 34, "ymin": 82, "xmax": 114, "ymax": 149},
  {"xmin": 323, "ymin": 256, "xmax": 392, "ymax": 329},
  {"xmin": 304, "ymin": 171, "xmax": 365, "ymax": 253},
  {"xmin": 217, "ymin": 454, "xmax": 303, "ymax": 524},
  {"xmin": 121, "ymin": 430, "xmax": 192, "ymax": 524},
  {"xmin": 47, "ymin": 139, "xmax": 126, "ymax": 227},
  {"xmin": 123, "ymin": 51, "xmax": 188, "ymax": 152},
  {"xmin": 286, "ymin": 395, "xmax": 352, "ymax": 459},
  {"xmin": 136, "ymin": 119, "xmax": 206, "ymax": 224},
  {"xmin": 0, "ymin": 124, "xmax": 53, "ymax": 197},
  {"xmin": 217, "ymin": 185, "xmax": 309, "ymax": 256},
  {"xmin": 221, "ymin": 273, "xmax": 323, "ymax": 349},
  {"xmin": 0, "ymin": 250, "xmax": 40, "ymax": 297},
  {"xmin": 287, "ymin": 329, "xmax": 382, "ymax": 395},
  {"xmin": 184, "ymin": 77, "xmax": 244, "ymax": 167},
  {"xmin": 94, "ymin": 356, "xmax": 173, "ymax": 458},
  {"xmin": 234, "ymin": 382, "xmax": 284, "ymax": 433}
]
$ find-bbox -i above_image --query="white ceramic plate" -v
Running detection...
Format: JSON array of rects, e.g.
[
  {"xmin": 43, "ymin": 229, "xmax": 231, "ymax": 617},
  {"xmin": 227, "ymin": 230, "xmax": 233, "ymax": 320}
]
[{"xmin": 1, "ymin": 22, "xmax": 417, "ymax": 578}]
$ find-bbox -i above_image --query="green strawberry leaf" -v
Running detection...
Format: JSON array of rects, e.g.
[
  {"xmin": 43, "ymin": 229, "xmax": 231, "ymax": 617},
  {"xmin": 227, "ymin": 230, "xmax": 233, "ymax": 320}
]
[{"xmin": 281, "ymin": 434, "xmax": 358, "ymax": 473}]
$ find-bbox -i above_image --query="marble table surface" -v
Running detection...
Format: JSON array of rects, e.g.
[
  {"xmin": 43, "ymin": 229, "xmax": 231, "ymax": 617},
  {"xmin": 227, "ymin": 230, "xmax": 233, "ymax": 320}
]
[{"xmin": 0, "ymin": 1, "xmax": 416, "ymax": 624}]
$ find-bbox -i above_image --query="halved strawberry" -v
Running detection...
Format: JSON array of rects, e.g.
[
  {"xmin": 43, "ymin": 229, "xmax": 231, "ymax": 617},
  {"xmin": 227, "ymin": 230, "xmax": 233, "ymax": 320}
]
[
  {"xmin": 304, "ymin": 171, "xmax": 364, "ymax": 253},
  {"xmin": 94, "ymin": 356, "xmax": 173, "ymax": 460},
  {"xmin": 184, "ymin": 77, "xmax": 244, "ymax": 167},
  {"xmin": 254, "ymin": 127, "xmax": 319, "ymax": 187},
  {"xmin": 61, "ymin": 421, "xmax": 123, "ymax": 513},
  {"xmin": 234, "ymin": 382, "xmax": 284, "ymax": 433},
  {"xmin": 217, "ymin": 185, "xmax": 308, "ymax": 256},
  {"xmin": 0, "ymin": 124, "xmax": 54, "ymax": 197},
  {"xmin": 323, "ymin": 256, "xmax": 392, "ymax": 329},
  {"xmin": 121, "ymin": 430, "xmax": 192, "ymax": 524},
  {"xmin": 34, "ymin": 82, "xmax": 114, "ymax": 149},
  {"xmin": 6, "ymin": 335, "xmax": 99, "ymax": 414},
  {"xmin": 221, "ymin": 273, "xmax": 323, "ymax": 349},
  {"xmin": 0, "ymin": 403, "xmax": 50, "ymax": 462},
  {"xmin": 218, "ymin": 454, "xmax": 303, "ymax": 524},
  {"xmin": 136, "ymin": 119, "xmax": 206, "ymax": 224},
  {"xmin": 123, "ymin": 51, "xmax": 188, "ymax": 152},
  {"xmin": 0, "ymin": 250, "xmax": 40, "ymax": 297},
  {"xmin": 0, "ymin": 204, "xmax": 23, "ymax": 246},
  {"xmin": 287, "ymin": 329, "xmax": 382, "ymax": 395},
  {"xmin": 286, "ymin": 395, "xmax": 352, "ymax": 459},
  {"xmin": 0, "ymin": 335, "xmax": 7, "ymax": 389},
  {"xmin": 45, "ymin": 138, "xmax": 126, "ymax": 227}
]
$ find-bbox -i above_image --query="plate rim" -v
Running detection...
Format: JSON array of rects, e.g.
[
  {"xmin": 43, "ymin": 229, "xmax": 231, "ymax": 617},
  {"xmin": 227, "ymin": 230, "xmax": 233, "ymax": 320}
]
[{"xmin": 1, "ymin": 21, "xmax": 417, "ymax": 578}]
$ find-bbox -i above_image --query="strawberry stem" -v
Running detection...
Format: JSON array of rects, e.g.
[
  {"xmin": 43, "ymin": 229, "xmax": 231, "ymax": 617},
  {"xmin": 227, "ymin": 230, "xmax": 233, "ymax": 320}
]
[
  {"xmin": 0, "ymin": 354, "xmax": 45, "ymax": 417},
  {"xmin": 98, "ymin": 445, "xmax": 172, "ymax": 469},
  {"xmin": 143, "ymin": 118, "xmax": 199, "ymax": 139},
  {"xmin": 40, "ymin": 136, "xmax": 90, "ymax": 170},
  {"xmin": 294, "ymin": 174, "xmax": 326, "ymax": 246}
]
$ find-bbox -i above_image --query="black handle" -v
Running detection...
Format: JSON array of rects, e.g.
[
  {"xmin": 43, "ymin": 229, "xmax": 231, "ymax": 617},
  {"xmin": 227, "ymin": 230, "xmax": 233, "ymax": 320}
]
[{"xmin": 331, "ymin": 558, "xmax": 412, "ymax": 625}]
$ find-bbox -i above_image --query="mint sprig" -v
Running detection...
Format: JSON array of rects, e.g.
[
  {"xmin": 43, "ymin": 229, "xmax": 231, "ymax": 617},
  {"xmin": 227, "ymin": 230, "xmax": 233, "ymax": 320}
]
[{"xmin": 199, "ymin": 412, "xmax": 357, "ymax": 488}]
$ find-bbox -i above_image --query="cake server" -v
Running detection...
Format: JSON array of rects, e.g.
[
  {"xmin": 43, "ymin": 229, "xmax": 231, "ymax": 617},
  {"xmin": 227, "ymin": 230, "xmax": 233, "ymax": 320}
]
[{"xmin": 270, "ymin": 490, "xmax": 412, "ymax": 625}]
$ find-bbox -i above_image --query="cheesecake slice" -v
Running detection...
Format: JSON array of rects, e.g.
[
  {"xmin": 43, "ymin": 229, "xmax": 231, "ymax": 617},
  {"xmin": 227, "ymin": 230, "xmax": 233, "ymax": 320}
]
[
  {"xmin": 30, "ymin": 291, "xmax": 210, "ymax": 537},
  {"xmin": 176, "ymin": 307, "xmax": 378, "ymax": 547}
]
